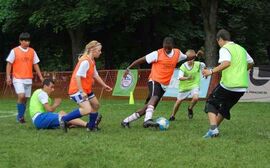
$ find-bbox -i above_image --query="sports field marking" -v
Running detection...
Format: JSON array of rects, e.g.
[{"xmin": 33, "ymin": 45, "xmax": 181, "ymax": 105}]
[{"xmin": 0, "ymin": 110, "xmax": 17, "ymax": 118}]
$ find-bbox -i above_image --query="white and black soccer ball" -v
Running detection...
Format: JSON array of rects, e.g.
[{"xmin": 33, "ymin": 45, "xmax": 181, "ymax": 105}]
[{"xmin": 156, "ymin": 117, "xmax": 169, "ymax": 131}]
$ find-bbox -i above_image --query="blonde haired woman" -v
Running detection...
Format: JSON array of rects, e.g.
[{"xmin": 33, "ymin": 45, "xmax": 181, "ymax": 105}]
[{"xmin": 61, "ymin": 40, "xmax": 112, "ymax": 132}]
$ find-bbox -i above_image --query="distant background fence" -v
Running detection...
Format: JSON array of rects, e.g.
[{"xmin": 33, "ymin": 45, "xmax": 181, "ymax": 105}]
[{"xmin": 0, "ymin": 69, "xmax": 219, "ymax": 100}]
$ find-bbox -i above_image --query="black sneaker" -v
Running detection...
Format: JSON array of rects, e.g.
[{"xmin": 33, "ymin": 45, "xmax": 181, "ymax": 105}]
[
  {"xmin": 143, "ymin": 119, "xmax": 159, "ymax": 128},
  {"xmin": 188, "ymin": 107, "xmax": 193, "ymax": 119},
  {"xmin": 17, "ymin": 117, "xmax": 26, "ymax": 124},
  {"xmin": 95, "ymin": 114, "xmax": 102, "ymax": 128},
  {"xmin": 121, "ymin": 121, "xmax": 130, "ymax": 128},
  {"xmin": 60, "ymin": 119, "xmax": 68, "ymax": 133},
  {"xmin": 86, "ymin": 127, "xmax": 101, "ymax": 132},
  {"xmin": 169, "ymin": 116, "xmax": 175, "ymax": 121}
]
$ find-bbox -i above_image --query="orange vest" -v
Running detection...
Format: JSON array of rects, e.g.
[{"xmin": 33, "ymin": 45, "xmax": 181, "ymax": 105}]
[
  {"xmin": 68, "ymin": 56, "xmax": 95, "ymax": 94},
  {"xmin": 149, "ymin": 48, "xmax": 180, "ymax": 85},
  {"xmin": 12, "ymin": 47, "xmax": 35, "ymax": 79}
]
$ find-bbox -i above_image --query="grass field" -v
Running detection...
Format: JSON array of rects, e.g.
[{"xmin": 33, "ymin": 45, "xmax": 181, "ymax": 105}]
[{"xmin": 0, "ymin": 98, "xmax": 269, "ymax": 168}]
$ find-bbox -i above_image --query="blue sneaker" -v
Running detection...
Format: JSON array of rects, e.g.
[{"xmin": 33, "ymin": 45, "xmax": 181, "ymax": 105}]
[{"xmin": 203, "ymin": 128, "xmax": 219, "ymax": 138}]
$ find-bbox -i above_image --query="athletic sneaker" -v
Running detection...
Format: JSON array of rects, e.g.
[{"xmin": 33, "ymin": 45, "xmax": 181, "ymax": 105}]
[
  {"xmin": 17, "ymin": 117, "xmax": 26, "ymax": 124},
  {"xmin": 188, "ymin": 107, "xmax": 193, "ymax": 119},
  {"xmin": 143, "ymin": 119, "xmax": 159, "ymax": 128},
  {"xmin": 121, "ymin": 121, "xmax": 130, "ymax": 128},
  {"xmin": 169, "ymin": 116, "xmax": 175, "ymax": 121},
  {"xmin": 60, "ymin": 119, "xmax": 68, "ymax": 133},
  {"xmin": 95, "ymin": 114, "xmax": 102, "ymax": 128},
  {"xmin": 86, "ymin": 127, "xmax": 100, "ymax": 132},
  {"xmin": 203, "ymin": 128, "xmax": 219, "ymax": 138}
]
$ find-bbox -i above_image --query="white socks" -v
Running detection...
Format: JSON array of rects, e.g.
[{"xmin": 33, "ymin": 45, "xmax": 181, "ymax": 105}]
[
  {"xmin": 123, "ymin": 112, "xmax": 140, "ymax": 123},
  {"xmin": 144, "ymin": 105, "xmax": 154, "ymax": 122}
]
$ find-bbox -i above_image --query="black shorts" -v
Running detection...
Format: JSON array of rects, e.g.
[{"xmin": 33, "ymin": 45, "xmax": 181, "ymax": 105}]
[
  {"xmin": 204, "ymin": 84, "xmax": 244, "ymax": 120},
  {"xmin": 145, "ymin": 81, "xmax": 165, "ymax": 107}
]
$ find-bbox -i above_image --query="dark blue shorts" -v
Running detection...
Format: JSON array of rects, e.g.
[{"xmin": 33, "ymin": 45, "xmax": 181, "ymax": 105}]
[{"xmin": 33, "ymin": 112, "xmax": 60, "ymax": 129}]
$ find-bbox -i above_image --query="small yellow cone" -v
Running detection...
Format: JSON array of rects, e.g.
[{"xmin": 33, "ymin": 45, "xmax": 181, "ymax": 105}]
[{"xmin": 129, "ymin": 91, "xmax": 135, "ymax": 105}]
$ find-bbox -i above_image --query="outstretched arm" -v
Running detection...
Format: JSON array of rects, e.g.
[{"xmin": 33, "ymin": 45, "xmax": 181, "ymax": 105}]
[
  {"xmin": 202, "ymin": 61, "xmax": 231, "ymax": 77},
  {"xmin": 127, "ymin": 56, "xmax": 146, "ymax": 70},
  {"xmin": 124, "ymin": 56, "xmax": 147, "ymax": 77},
  {"xmin": 94, "ymin": 75, "xmax": 112, "ymax": 91}
]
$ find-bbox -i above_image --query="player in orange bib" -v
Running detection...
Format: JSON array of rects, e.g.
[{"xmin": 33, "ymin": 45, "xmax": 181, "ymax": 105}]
[
  {"xmin": 121, "ymin": 37, "xmax": 197, "ymax": 128},
  {"xmin": 60, "ymin": 40, "xmax": 112, "ymax": 132},
  {"xmin": 6, "ymin": 32, "xmax": 43, "ymax": 123}
]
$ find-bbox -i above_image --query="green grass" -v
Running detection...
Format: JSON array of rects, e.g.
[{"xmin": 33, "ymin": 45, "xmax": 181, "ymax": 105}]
[{"xmin": 0, "ymin": 98, "xmax": 269, "ymax": 168}]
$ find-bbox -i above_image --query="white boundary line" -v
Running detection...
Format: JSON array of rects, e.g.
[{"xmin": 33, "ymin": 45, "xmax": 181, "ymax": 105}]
[{"xmin": 0, "ymin": 111, "xmax": 17, "ymax": 118}]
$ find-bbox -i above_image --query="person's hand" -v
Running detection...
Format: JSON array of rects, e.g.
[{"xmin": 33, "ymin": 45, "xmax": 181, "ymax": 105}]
[
  {"xmin": 80, "ymin": 91, "xmax": 88, "ymax": 100},
  {"xmin": 202, "ymin": 69, "xmax": 212, "ymax": 77},
  {"xmin": 123, "ymin": 68, "xmax": 130, "ymax": 78},
  {"xmin": 196, "ymin": 50, "xmax": 204, "ymax": 57},
  {"xmin": 187, "ymin": 75, "xmax": 193, "ymax": 80},
  {"xmin": 40, "ymin": 76, "xmax": 44, "ymax": 82},
  {"xmin": 6, "ymin": 76, "xmax": 12, "ymax": 86},
  {"xmin": 104, "ymin": 85, "xmax": 112, "ymax": 92},
  {"xmin": 54, "ymin": 98, "xmax": 62, "ymax": 107}
]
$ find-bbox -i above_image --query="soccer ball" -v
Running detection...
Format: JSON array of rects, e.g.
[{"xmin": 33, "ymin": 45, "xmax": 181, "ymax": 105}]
[{"xmin": 156, "ymin": 117, "xmax": 170, "ymax": 131}]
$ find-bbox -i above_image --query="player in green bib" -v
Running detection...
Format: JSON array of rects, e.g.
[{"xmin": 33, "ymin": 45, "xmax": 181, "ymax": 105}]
[
  {"xmin": 29, "ymin": 78, "xmax": 87, "ymax": 129},
  {"xmin": 169, "ymin": 50, "xmax": 205, "ymax": 121},
  {"xmin": 202, "ymin": 29, "xmax": 254, "ymax": 138}
]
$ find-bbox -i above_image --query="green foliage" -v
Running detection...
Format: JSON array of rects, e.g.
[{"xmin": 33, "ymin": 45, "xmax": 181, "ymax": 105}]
[
  {"xmin": 0, "ymin": 0, "xmax": 269, "ymax": 71},
  {"xmin": 219, "ymin": 0, "xmax": 270, "ymax": 65}
]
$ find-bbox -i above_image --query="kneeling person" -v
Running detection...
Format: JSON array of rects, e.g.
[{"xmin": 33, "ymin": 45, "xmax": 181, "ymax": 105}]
[{"xmin": 29, "ymin": 78, "xmax": 87, "ymax": 129}]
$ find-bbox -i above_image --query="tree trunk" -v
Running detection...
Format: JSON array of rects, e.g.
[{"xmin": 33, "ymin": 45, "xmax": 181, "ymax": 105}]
[
  {"xmin": 68, "ymin": 27, "xmax": 85, "ymax": 68},
  {"xmin": 201, "ymin": 0, "xmax": 218, "ymax": 67},
  {"xmin": 103, "ymin": 30, "xmax": 113, "ymax": 69}
]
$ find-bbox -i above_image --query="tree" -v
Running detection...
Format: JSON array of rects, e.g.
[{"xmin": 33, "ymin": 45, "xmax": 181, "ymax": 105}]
[
  {"xmin": 200, "ymin": 0, "xmax": 218, "ymax": 67},
  {"xmin": 29, "ymin": 0, "xmax": 107, "ymax": 66}
]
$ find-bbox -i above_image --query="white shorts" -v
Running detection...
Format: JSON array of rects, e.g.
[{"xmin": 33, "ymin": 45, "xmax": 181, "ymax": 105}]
[
  {"xmin": 70, "ymin": 91, "xmax": 95, "ymax": 104},
  {"xmin": 177, "ymin": 87, "xmax": 199, "ymax": 100},
  {"xmin": 13, "ymin": 82, "xmax": 32, "ymax": 97}
]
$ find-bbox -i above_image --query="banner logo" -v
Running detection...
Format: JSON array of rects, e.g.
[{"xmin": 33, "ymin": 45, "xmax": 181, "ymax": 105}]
[{"xmin": 121, "ymin": 74, "xmax": 133, "ymax": 89}]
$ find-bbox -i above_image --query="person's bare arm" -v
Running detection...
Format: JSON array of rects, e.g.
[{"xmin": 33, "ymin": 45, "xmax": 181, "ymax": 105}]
[
  {"xmin": 6, "ymin": 62, "xmax": 12, "ymax": 85},
  {"xmin": 94, "ymin": 75, "xmax": 112, "ymax": 91},
  {"xmin": 124, "ymin": 56, "xmax": 147, "ymax": 77},
  {"xmin": 43, "ymin": 98, "xmax": 62, "ymax": 112},
  {"xmin": 33, "ymin": 64, "xmax": 44, "ymax": 82},
  {"xmin": 202, "ymin": 61, "xmax": 231, "ymax": 77}
]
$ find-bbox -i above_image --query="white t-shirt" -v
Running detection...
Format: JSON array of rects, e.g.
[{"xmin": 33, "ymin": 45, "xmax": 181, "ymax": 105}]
[
  {"xmin": 218, "ymin": 42, "xmax": 254, "ymax": 92},
  {"xmin": 178, "ymin": 62, "xmax": 206, "ymax": 79},
  {"xmin": 38, "ymin": 90, "xmax": 49, "ymax": 105},
  {"xmin": 145, "ymin": 49, "xmax": 187, "ymax": 64},
  {"xmin": 6, "ymin": 46, "xmax": 40, "ymax": 84},
  {"xmin": 76, "ymin": 60, "xmax": 99, "ymax": 78}
]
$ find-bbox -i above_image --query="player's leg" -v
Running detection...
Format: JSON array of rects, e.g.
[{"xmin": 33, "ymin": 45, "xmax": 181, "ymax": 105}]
[
  {"xmin": 61, "ymin": 94, "xmax": 92, "ymax": 132},
  {"xmin": 203, "ymin": 85, "xmax": 222, "ymax": 138},
  {"xmin": 13, "ymin": 82, "xmax": 27, "ymax": 123},
  {"xmin": 59, "ymin": 111, "xmax": 87, "ymax": 127},
  {"xmin": 216, "ymin": 113, "xmax": 224, "ymax": 126},
  {"xmin": 188, "ymin": 88, "xmax": 199, "ymax": 119},
  {"xmin": 121, "ymin": 81, "xmax": 154, "ymax": 128},
  {"xmin": 88, "ymin": 93, "xmax": 102, "ymax": 131},
  {"xmin": 169, "ymin": 91, "xmax": 189, "ymax": 121},
  {"xmin": 169, "ymin": 99, "xmax": 183, "ymax": 121},
  {"xmin": 143, "ymin": 81, "xmax": 165, "ymax": 128}
]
